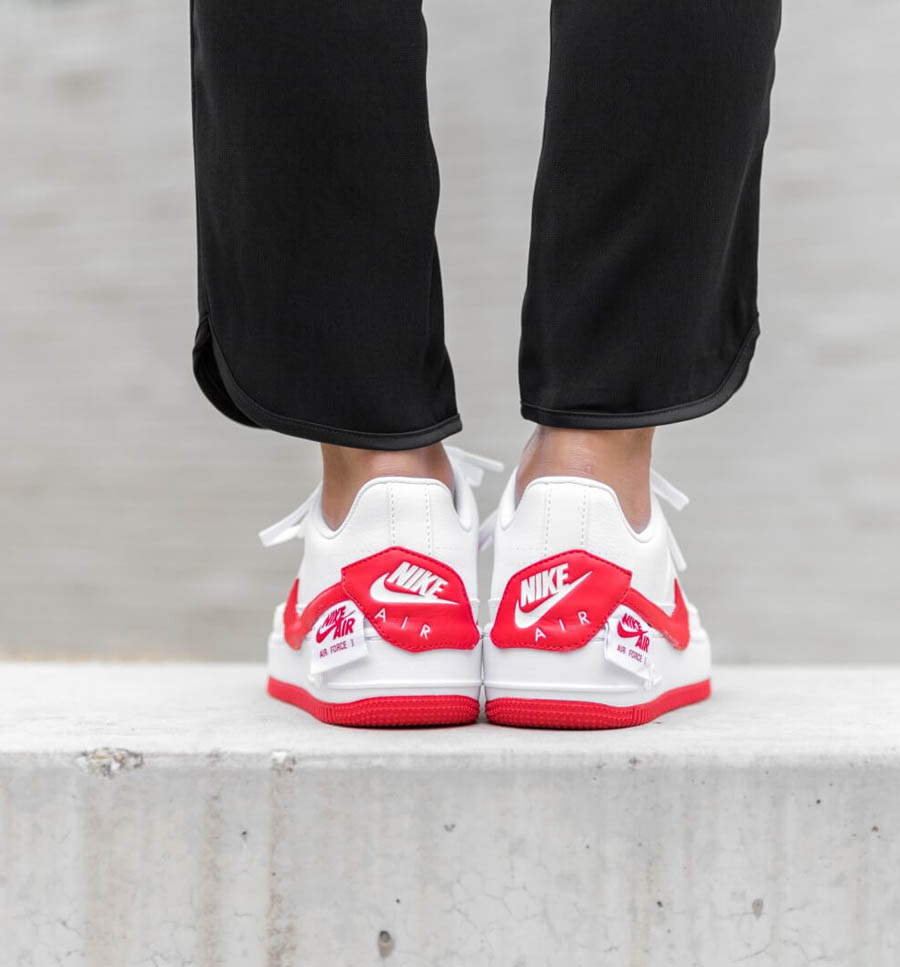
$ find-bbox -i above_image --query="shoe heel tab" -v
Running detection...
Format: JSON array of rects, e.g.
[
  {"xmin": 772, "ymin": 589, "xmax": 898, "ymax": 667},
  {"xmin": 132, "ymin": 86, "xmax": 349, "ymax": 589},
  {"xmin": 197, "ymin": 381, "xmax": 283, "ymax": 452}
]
[
  {"xmin": 327, "ymin": 474, "xmax": 456, "ymax": 533},
  {"xmin": 517, "ymin": 474, "xmax": 623, "ymax": 518},
  {"xmin": 509, "ymin": 475, "xmax": 663, "ymax": 544},
  {"xmin": 491, "ymin": 472, "xmax": 615, "ymax": 534}
]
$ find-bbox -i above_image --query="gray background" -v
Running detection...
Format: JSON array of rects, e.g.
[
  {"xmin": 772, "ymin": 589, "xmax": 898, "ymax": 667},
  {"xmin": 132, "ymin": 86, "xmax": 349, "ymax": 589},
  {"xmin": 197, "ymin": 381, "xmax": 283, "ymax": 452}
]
[{"xmin": 2, "ymin": 0, "xmax": 897, "ymax": 661}]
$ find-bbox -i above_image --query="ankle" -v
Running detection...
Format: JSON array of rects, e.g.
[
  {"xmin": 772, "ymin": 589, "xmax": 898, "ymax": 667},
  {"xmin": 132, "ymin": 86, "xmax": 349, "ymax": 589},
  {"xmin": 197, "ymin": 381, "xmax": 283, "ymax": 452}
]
[
  {"xmin": 320, "ymin": 442, "xmax": 454, "ymax": 529},
  {"xmin": 515, "ymin": 427, "xmax": 655, "ymax": 530}
]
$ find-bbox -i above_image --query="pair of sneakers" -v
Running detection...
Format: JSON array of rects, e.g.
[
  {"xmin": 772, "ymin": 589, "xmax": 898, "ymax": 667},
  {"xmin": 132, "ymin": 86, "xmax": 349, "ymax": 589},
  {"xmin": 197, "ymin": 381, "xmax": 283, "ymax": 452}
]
[{"xmin": 260, "ymin": 446, "xmax": 711, "ymax": 729}]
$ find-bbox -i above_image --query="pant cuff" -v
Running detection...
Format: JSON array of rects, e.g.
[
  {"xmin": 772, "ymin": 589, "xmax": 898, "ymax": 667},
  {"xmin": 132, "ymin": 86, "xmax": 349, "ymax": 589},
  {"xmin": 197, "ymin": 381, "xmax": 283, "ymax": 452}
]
[
  {"xmin": 521, "ymin": 318, "xmax": 759, "ymax": 431},
  {"xmin": 193, "ymin": 317, "xmax": 462, "ymax": 450}
]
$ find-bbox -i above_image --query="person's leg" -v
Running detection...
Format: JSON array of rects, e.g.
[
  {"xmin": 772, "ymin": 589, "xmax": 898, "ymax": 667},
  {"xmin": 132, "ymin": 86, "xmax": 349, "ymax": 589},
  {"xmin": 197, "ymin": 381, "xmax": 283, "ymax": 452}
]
[
  {"xmin": 191, "ymin": 2, "xmax": 482, "ymax": 727},
  {"xmin": 516, "ymin": 0, "xmax": 781, "ymax": 526},
  {"xmin": 485, "ymin": 0, "xmax": 781, "ymax": 729},
  {"xmin": 190, "ymin": 0, "xmax": 458, "ymax": 457}
]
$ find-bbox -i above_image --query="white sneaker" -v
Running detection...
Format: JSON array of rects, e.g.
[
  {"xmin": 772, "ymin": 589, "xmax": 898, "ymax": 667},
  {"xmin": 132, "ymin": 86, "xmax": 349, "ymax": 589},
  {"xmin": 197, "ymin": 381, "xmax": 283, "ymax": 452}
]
[
  {"xmin": 260, "ymin": 447, "xmax": 501, "ymax": 727},
  {"xmin": 482, "ymin": 470, "xmax": 711, "ymax": 729}
]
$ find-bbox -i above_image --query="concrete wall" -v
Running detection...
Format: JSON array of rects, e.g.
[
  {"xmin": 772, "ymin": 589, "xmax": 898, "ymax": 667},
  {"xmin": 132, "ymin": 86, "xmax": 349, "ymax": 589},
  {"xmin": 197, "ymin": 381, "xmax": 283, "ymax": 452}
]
[
  {"xmin": 2, "ymin": 664, "xmax": 898, "ymax": 966},
  {"xmin": 2, "ymin": 0, "xmax": 898, "ymax": 660}
]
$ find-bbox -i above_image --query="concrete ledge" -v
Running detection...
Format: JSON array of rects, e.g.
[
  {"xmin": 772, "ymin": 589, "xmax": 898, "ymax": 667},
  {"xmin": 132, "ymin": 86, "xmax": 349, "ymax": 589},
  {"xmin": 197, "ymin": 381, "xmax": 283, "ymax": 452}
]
[{"xmin": 1, "ymin": 663, "xmax": 898, "ymax": 966}]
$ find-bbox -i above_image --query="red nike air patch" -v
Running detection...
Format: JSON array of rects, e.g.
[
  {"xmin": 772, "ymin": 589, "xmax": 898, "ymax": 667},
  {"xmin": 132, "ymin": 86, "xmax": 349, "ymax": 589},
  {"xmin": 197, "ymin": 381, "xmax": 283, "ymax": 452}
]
[
  {"xmin": 490, "ymin": 551, "xmax": 631, "ymax": 651},
  {"xmin": 341, "ymin": 547, "xmax": 479, "ymax": 651},
  {"xmin": 283, "ymin": 548, "xmax": 479, "ymax": 653},
  {"xmin": 490, "ymin": 550, "xmax": 691, "ymax": 652}
]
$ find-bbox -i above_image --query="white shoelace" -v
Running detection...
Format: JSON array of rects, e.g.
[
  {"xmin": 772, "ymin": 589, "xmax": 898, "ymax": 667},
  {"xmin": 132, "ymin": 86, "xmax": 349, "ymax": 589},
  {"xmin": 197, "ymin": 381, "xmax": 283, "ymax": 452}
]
[
  {"xmin": 477, "ymin": 468, "xmax": 690, "ymax": 571},
  {"xmin": 258, "ymin": 446, "xmax": 504, "ymax": 548},
  {"xmin": 258, "ymin": 487, "xmax": 321, "ymax": 547},
  {"xmin": 651, "ymin": 469, "xmax": 689, "ymax": 571}
]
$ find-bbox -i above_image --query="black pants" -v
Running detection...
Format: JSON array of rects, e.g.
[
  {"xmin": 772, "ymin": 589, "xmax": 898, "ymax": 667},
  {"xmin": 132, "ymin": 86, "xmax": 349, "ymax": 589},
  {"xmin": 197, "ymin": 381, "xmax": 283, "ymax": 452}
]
[{"xmin": 190, "ymin": 1, "xmax": 780, "ymax": 450}]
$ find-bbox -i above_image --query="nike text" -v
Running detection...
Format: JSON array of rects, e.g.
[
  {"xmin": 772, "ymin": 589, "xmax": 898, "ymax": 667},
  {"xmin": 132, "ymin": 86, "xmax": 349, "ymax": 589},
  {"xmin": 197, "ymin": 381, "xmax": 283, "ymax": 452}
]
[{"xmin": 520, "ymin": 563, "xmax": 569, "ymax": 607}]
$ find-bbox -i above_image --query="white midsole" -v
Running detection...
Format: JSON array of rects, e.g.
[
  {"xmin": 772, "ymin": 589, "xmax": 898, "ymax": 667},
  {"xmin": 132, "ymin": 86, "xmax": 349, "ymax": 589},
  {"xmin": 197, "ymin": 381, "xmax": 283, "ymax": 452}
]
[
  {"xmin": 482, "ymin": 605, "xmax": 711, "ymax": 707},
  {"xmin": 267, "ymin": 605, "xmax": 482, "ymax": 705}
]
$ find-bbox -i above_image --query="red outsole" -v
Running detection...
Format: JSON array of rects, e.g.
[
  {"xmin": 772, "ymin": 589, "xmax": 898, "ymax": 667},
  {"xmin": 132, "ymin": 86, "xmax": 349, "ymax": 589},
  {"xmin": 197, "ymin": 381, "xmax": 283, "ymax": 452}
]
[
  {"xmin": 267, "ymin": 676, "xmax": 480, "ymax": 728},
  {"xmin": 485, "ymin": 678, "xmax": 711, "ymax": 730}
]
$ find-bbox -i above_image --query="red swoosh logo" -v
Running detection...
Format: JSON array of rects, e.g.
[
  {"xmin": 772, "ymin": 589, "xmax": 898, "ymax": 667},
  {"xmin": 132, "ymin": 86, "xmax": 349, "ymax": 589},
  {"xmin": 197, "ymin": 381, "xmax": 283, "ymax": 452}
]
[
  {"xmin": 622, "ymin": 580, "xmax": 689, "ymax": 650},
  {"xmin": 283, "ymin": 579, "xmax": 304, "ymax": 650},
  {"xmin": 315, "ymin": 624, "xmax": 337, "ymax": 644},
  {"xmin": 283, "ymin": 579, "xmax": 345, "ymax": 650},
  {"xmin": 617, "ymin": 618, "xmax": 644, "ymax": 640}
]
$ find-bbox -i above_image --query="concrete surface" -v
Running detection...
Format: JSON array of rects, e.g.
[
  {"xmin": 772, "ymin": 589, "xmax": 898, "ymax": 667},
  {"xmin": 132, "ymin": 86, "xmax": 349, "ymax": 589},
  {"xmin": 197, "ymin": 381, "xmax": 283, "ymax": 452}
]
[
  {"xmin": 1, "ymin": 663, "xmax": 898, "ymax": 966},
  {"xmin": 1, "ymin": 0, "xmax": 899, "ymax": 660}
]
